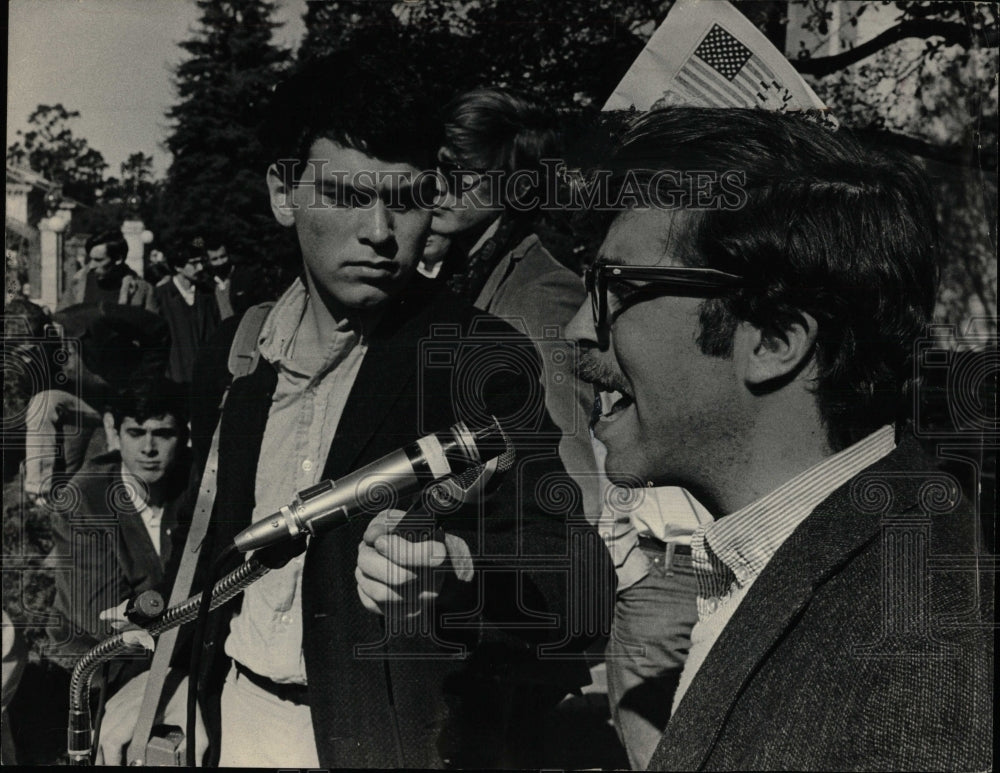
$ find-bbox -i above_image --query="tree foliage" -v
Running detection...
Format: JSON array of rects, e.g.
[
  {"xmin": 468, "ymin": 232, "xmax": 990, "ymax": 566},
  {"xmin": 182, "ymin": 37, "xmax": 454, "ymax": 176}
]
[
  {"xmin": 6, "ymin": 104, "xmax": 109, "ymax": 222},
  {"xmin": 160, "ymin": 0, "xmax": 293, "ymax": 274}
]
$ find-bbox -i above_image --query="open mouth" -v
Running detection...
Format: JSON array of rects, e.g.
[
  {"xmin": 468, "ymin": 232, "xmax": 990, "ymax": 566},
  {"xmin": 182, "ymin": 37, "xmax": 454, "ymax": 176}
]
[
  {"xmin": 594, "ymin": 388, "xmax": 634, "ymax": 423},
  {"xmin": 578, "ymin": 355, "xmax": 634, "ymax": 426}
]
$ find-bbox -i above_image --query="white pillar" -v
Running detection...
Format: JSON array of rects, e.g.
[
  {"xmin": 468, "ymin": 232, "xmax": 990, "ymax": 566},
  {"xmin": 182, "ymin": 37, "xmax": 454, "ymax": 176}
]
[
  {"xmin": 121, "ymin": 219, "xmax": 145, "ymax": 276},
  {"xmin": 38, "ymin": 216, "xmax": 64, "ymax": 310}
]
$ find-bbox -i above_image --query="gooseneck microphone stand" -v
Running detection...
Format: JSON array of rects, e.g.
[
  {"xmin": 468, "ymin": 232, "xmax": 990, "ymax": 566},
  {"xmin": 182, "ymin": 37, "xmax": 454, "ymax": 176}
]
[{"xmin": 67, "ymin": 557, "xmax": 270, "ymax": 765}]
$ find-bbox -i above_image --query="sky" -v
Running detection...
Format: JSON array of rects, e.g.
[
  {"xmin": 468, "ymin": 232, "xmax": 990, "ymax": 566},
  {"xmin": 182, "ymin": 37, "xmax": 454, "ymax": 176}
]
[{"xmin": 6, "ymin": 0, "xmax": 308, "ymax": 178}]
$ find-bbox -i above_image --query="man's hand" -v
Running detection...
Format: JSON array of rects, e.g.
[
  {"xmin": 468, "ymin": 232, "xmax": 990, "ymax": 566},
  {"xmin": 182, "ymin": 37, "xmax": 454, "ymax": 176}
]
[
  {"xmin": 95, "ymin": 670, "xmax": 208, "ymax": 766},
  {"xmin": 355, "ymin": 509, "xmax": 473, "ymax": 618}
]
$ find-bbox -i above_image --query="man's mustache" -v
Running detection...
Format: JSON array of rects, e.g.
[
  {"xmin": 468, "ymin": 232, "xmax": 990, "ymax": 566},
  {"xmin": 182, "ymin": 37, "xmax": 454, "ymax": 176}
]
[{"xmin": 576, "ymin": 350, "xmax": 631, "ymax": 394}]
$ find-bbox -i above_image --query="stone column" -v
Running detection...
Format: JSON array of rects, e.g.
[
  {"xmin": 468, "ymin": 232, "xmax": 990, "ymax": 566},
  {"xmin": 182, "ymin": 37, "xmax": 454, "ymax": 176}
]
[
  {"xmin": 121, "ymin": 219, "xmax": 145, "ymax": 276},
  {"xmin": 38, "ymin": 215, "xmax": 67, "ymax": 310}
]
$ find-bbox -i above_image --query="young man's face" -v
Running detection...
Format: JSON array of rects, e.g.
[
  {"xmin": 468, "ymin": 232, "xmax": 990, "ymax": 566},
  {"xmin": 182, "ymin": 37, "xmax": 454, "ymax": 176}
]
[
  {"xmin": 567, "ymin": 208, "xmax": 742, "ymax": 490},
  {"xmin": 274, "ymin": 139, "xmax": 432, "ymax": 311},
  {"xmin": 178, "ymin": 255, "xmax": 207, "ymax": 283},
  {"xmin": 430, "ymin": 145, "xmax": 503, "ymax": 238},
  {"xmin": 89, "ymin": 244, "xmax": 122, "ymax": 281},
  {"xmin": 118, "ymin": 415, "xmax": 182, "ymax": 488}
]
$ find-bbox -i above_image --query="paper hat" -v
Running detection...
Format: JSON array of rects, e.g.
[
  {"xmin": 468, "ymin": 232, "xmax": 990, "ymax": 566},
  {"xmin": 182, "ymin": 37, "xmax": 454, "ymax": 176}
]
[{"xmin": 603, "ymin": 0, "xmax": 838, "ymax": 127}]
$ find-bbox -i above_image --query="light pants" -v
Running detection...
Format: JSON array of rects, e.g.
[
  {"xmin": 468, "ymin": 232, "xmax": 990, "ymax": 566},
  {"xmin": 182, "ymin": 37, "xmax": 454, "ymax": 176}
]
[
  {"xmin": 219, "ymin": 665, "xmax": 319, "ymax": 768},
  {"xmin": 605, "ymin": 546, "xmax": 698, "ymax": 770}
]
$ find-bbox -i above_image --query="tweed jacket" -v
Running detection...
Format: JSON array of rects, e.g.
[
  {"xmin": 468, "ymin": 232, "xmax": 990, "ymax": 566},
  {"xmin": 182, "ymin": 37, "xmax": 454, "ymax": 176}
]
[
  {"xmin": 648, "ymin": 434, "xmax": 993, "ymax": 771},
  {"xmin": 474, "ymin": 233, "xmax": 602, "ymax": 521},
  {"xmin": 188, "ymin": 279, "xmax": 614, "ymax": 768},
  {"xmin": 58, "ymin": 265, "xmax": 158, "ymax": 313}
]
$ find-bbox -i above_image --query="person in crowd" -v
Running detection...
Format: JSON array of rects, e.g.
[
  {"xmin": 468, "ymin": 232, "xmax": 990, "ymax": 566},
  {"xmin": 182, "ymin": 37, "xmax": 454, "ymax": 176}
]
[
  {"xmin": 47, "ymin": 378, "xmax": 192, "ymax": 689},
  {"xmin": 144, "ymin": 249, "xmax": 173, "ymax": 286},
  {"xmin": 15, "ymin": 303, "xmax": 169, "ymax": 500},
  {"xmin": 153, "ymin": 238, "xmax": 220, "ymax": 387},
  {"xmin": 432, "ymin": 86, "xmax": 602, "ymax": 521},
  {"xmin": 417, "ymin": 231, "xmax": 452, "ymax": 279},
  {"xmin": 568, "ymin": 107, "xmax": 991, "ymax": 770},
  {"xmin": 96, "ymin": 50, "xmax": 611, "ymax": 769},
  {"xmin": 1, "ymin": 609, "xmax": 27, "ymax": 764},
  {"xmin": 58, "ymin": 230, "xmax": 157, "ymax": 313},
  {"xmin": 204, "ymin": 235, "xmax": 235, "ymax": 320}
]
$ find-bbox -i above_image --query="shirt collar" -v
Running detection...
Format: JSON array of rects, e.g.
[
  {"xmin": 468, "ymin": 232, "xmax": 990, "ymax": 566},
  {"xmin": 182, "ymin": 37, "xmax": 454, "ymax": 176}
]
[
  {"xmin": 257, "ymin": 277, "xmax": 370, "ymax": 381},
  {"xmin": 698, "ymin": 425, "xmax": 897, "ymax": 587}
]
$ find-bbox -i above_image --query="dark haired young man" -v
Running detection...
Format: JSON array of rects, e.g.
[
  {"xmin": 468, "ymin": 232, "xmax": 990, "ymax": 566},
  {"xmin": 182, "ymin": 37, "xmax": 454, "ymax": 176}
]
[
  {"xmin": 99, "ymin": 51, "xmax": 610, "ymax": 769},
  {"xmin": 153, "ymin": 238, "xmax": 220, "ymax": 386},
  {"xmin": 58, "ymin": 229, "xmax": 157, "ymax": 312},
  {"xmin": 48, "ymin": 378, "xmax": 192, "ymax": 679},
  {"xmin": 570, "ymin": 107, "xmax": 991, "ymax": 770}
]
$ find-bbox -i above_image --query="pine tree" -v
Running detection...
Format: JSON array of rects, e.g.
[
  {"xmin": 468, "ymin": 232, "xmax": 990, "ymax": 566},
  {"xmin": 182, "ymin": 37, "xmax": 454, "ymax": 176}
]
[{"xmin": 162, "ymin": 0, "xmax": 293, "ymax": 280}]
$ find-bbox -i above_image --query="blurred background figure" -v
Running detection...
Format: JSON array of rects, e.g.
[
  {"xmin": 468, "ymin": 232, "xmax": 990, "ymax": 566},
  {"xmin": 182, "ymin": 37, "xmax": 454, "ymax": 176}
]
[
  {"xmin": 144, "ymin": 249, "xmax": 173, "ymax": 286},
  {"xmin": 153, "ymin": 237, "xmax": 220, "ymax": 388},
  {"xmin": 2, "ymin": 609, "xmax": 27, "ymax": 764},
  {"xmin": 58, "ymin": 230, "xmax": 157, "ymax": 313},
  {"xmin": 9, "ymin": 302, "xmax": 169, "ymax": 501},
  {"xmin": 204, "ymin": 235, "xmax": 235, "ymax": 320}
]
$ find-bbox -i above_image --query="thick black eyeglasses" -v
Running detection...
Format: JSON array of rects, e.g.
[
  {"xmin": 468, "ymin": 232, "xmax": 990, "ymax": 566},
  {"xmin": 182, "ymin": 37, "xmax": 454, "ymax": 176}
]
[{"xmin": 584, "ymin": 263, "xmax": 749, "ymax": 348}]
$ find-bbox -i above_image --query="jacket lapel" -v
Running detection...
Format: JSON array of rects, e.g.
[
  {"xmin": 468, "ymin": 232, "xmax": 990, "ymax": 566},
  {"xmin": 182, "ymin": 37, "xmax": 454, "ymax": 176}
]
[
  {"xmin": 113, "ymin": 471, "xmax": 165, "ymax": 590},
  {"xmin": 321, "ymin": 291, "xmax": 430, "ymax": 478},
  {"xmin": 652, "ymin": 437, "xmax": 928, "ymax": 770}
]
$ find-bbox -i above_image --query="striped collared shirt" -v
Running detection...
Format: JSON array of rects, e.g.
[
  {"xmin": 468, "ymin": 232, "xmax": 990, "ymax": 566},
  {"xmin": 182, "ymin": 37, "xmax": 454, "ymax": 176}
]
[{"xmin": 671, "ymin": 425, "xmax": 896, "ymax": 714}]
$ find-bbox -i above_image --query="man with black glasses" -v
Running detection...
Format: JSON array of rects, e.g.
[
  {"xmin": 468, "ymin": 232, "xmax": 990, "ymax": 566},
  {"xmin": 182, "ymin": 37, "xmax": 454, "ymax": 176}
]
[{"xmin": 568, "ymin": 107, "xmax": 991, "ymax": 770}]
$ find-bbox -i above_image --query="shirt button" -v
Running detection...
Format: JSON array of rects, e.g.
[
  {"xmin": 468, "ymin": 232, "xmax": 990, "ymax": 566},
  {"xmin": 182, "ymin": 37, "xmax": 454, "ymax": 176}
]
[
  {"xmin": 280, "ymin": 614, "xmax": 291, "ymax": 624},
  {"xmin": 302, "ymin": 459, "xmax": 314, "ymax": 472}
]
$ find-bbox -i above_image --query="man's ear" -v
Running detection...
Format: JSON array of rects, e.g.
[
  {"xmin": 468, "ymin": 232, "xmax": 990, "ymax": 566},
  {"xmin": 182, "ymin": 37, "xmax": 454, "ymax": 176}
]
[
  {"xmin": 735, "ymin": 311, "xmax": 818, "ymax": 388},
  {"xmin": 266, "ymin": 164, "xmax": 296, "ymax": 227}
]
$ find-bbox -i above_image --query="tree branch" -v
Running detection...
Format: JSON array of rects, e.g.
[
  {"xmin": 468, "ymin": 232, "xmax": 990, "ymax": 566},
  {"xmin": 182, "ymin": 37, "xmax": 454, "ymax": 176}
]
[
  {"xmin": 793, "ymin": 20, "xmax": 999, "ymax": 77},
  {"xmin": 852, "ymin": 128, "xmax": 997, "ymax": 170}
]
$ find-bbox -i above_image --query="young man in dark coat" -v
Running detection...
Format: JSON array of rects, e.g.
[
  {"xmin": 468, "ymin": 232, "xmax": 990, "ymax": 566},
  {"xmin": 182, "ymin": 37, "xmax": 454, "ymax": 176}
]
[
  {"xmin": 97, "ymin": 50, "xmax": 612, "ymax": 769},
  {"xmin": 568, "ymin": 107, "xmax": 992, "ymax": 771},
  {"xmin": 152, "ymin": 240, "xmax": 219, "ymax": 387}
]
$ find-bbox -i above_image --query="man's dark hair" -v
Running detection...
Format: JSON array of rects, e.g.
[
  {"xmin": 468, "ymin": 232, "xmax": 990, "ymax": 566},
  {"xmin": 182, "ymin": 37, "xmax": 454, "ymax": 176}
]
[
  {"xmin": 168, "ymin": 236, "xmax": 206, "ymax": 271},
  {"xmin": 260, "ymin": 47, "xmax": 440, "ymax": 183},
  {"xmin": 85, "ymin": 230, "xmax": 128, "ymax": 263},
  {"xmin": 604, "ymin": 107, "xmax": 939, "ymax": 451},
  {"xmin": 109, "ymin": 376, "xmax": 189, "ymax": 432}
]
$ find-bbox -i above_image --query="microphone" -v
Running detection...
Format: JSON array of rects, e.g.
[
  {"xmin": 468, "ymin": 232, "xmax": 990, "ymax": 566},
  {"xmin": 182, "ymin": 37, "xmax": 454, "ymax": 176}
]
[{"xmin": 233, "ymin": 417, "xmax": 514, "ymax": 552}]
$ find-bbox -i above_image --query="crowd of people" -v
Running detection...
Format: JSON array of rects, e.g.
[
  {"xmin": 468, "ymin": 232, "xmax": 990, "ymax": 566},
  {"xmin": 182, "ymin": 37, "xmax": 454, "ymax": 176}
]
[{"xmin": 1, "ymin": 32, "xmax": 991, "ymax": 773}]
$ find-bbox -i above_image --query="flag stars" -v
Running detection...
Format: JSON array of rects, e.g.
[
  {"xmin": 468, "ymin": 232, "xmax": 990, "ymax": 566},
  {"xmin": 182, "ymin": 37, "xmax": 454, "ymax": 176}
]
[{"xmin": 695, "ymin": 24, "xmax": 753, "ymax": 80}]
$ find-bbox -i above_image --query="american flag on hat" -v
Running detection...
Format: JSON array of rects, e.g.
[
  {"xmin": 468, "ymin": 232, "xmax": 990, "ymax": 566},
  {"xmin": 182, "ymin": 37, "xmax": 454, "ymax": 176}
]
[{"xmin": 603, "ymin": 0, "xmax": 837, "ymax": 127}]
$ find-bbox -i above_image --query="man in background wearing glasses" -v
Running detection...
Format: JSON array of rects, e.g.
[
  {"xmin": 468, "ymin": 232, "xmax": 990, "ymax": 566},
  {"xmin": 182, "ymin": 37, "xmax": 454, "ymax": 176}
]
[
  {"xmin": 153, "ymin": 236, "xmax": 219, "ymax": 387},
  {"xmin": 568, "ymin": 107, "xmax": 991, "ymax": 770}
]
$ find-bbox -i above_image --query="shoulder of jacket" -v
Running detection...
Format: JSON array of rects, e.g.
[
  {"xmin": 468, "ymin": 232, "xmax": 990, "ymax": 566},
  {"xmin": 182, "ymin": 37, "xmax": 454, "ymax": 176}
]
[{"xmin": 228, "ymin": 302, "xmax": 276, "ymax": 379}]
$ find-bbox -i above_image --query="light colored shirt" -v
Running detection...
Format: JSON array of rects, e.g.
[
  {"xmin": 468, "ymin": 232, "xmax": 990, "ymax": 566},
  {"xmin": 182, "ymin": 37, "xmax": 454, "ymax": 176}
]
[
  {"xmin": 592, "ymin": 435, "xmax": 713, "ymax": 590},
  {"xmin": 172, "ymin": 275, "xmax": 196, "ymax": 306},
  {"xmin": 671, "ymin": 425, "xmax": 897, "ymax": 715},
  {"xmin": 225, "ymin": 279, "xmax": 370, "ymax": 684},
  {"xmin": 122, "ymin": 464, "xmax": 165, "ymax": 556}
]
